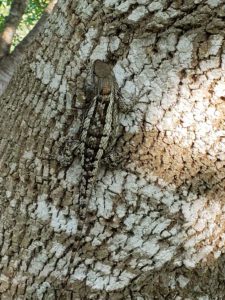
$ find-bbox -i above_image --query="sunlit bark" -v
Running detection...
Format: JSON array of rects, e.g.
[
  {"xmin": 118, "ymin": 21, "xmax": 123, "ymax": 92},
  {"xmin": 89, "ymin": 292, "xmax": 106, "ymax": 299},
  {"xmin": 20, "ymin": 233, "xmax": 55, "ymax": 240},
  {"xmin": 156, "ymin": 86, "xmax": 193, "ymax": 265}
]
[{"xmin": 0, "ymin": 0, "xmax": 225, "ymax": 298}]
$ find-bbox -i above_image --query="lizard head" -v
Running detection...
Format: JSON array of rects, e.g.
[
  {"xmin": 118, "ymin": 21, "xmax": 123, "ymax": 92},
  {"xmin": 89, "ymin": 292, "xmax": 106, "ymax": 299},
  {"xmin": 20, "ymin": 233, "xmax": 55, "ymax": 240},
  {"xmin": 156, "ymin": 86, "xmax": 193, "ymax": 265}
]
[{"xmin": 93, "ymin": 60, "xmax": 113, "ymax": 79}]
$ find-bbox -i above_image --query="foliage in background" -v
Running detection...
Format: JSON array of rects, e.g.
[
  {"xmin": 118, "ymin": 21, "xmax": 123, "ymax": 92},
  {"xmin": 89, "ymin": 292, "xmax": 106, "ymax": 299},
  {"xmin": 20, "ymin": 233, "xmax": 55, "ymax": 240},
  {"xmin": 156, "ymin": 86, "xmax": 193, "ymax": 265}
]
[{"xmin": 0, "ymin": 0, "xmax": 49, "ymax": 49}]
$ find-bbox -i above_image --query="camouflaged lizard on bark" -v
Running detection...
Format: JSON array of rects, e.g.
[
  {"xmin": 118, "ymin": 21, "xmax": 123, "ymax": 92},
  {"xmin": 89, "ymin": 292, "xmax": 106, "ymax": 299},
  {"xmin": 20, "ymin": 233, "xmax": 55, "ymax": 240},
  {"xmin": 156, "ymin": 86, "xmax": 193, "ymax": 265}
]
[{"xmin": 73, "ymin": 60, "xmax": 120, "ymax": 244}]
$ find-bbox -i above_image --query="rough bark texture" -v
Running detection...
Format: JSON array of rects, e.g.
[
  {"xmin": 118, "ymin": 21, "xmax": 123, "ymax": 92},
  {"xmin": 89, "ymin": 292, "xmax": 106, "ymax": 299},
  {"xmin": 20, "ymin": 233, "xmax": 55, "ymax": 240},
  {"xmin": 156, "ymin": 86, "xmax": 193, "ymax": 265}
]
[{"xmin": 0, "ymin": 0, "xmax": 225, "ymax": 299}]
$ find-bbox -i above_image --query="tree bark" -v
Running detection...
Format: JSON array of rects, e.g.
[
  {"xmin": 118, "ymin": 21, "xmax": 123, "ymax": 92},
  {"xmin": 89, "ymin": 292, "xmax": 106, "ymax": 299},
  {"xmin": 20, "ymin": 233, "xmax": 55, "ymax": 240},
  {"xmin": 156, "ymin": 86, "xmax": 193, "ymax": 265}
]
[{"xmin": 0, "ymin": 0, "xmax": 225, "ymax": 299}]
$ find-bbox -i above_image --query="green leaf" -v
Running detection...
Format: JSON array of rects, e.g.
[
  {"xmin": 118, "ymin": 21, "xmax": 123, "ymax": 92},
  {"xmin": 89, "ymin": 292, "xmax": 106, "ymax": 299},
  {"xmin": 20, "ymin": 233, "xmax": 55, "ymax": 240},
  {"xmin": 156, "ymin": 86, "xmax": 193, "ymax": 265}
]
[{"xmin": 0, "ymin": 0, "xmax": 50, "ymax": 49}]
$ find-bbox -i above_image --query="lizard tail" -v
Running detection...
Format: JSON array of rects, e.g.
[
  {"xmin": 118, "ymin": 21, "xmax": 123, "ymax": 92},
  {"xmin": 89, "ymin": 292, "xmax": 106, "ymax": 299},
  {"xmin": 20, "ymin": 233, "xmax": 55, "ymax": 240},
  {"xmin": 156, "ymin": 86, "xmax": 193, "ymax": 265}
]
[{"xmin": 75, "ymin": 176, "xmax": 94, "ymax": 244}]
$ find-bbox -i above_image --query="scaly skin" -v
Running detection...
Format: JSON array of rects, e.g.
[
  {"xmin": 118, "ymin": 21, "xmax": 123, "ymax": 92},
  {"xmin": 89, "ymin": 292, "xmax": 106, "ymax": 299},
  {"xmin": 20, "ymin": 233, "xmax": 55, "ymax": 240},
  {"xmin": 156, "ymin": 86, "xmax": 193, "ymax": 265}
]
[{"xmin": 75, "ymin": 60, "xmax": 119, "ymax": 244}]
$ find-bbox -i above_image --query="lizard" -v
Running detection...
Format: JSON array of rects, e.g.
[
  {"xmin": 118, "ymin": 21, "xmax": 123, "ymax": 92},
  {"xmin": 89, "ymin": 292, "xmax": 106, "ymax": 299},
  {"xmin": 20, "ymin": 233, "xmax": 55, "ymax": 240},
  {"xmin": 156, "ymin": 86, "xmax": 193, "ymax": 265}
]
[{"xmin": 73, "ymin": 59, "xmax": 120, "ymax": 246}]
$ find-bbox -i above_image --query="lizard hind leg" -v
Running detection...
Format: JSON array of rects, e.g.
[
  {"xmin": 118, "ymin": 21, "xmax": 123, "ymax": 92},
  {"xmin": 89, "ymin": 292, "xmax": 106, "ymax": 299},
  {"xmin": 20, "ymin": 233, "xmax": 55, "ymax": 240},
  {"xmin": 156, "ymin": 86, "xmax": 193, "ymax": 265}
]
[
  {"xmin": 101, "ymin": 134, "xmax": 133, "ymax": 171},
  {"xmin": 101, "ymin": 132, "xmax": 126, "ymax": 170},
  {"xmin": 58, "ymin": 138, "xmax": 81, "ymax": 167}
]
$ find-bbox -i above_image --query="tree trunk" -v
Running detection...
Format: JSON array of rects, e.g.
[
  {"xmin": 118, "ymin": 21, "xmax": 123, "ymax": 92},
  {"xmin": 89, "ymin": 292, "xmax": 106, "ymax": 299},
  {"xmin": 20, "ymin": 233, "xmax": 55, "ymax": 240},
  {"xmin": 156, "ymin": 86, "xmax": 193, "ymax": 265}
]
[{"xmin": 0, "ymin": 0, "xmax": 225, "ymax": 299}]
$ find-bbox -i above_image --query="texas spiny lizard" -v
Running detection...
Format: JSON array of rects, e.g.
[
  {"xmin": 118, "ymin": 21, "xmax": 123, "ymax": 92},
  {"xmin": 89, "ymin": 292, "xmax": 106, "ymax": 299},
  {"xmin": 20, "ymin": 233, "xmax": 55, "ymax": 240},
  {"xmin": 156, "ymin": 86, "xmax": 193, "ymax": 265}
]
[{"xmin": 72, "ymin": 60, "xmax": 120, "ymax": 243}]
